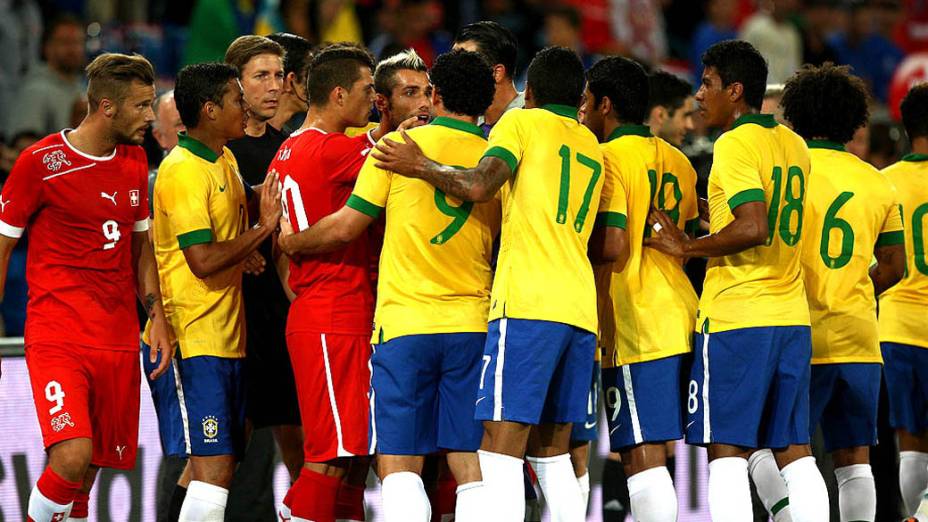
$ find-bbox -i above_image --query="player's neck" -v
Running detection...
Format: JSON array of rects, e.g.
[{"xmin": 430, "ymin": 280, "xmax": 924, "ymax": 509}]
[
  {"xmin": 186, "ymin": 127, "xmax": 227, "ymax": 158},
  {"xmin": 306, "ymin": 110, "xmax": 348, "ymax": 135},
  {"xmin": 911, "ymin": 136, "xmax": 928, "ymax": 156},
  {"xmin": 245, "ymin": 117, "xmax": 268, "ymax": 138},
  {"xmin": 723, "ymin": 104, "xmax": 757, "ymax": 131},
  {"xmin": 434, "ymin": 108, "xmax": 478, "ymax": 126},
  {"xmin": 602, "ymin": 118, "xmax": 621, "ymax": 143},
  {"xmin": 66, "ymin": 118, "xmax": 117, "ymax": 157},
  {"xmin": 485, "ymin": 81, "xmax": 519, "ymax": 126}
]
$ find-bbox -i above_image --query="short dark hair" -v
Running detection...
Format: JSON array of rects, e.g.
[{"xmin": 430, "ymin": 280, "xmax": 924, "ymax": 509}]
[
  {"xmin": 374, "ymin": 49, "xmax": 427, "ymax": 96},
  {"xmin": 702, "ymin": 40, "xmax": 768, "ymax": 110},
  {"xmin": 224, "ymin": 35, "xmax": 284, "ymax": 74},
  {"xmin": 454, "ymin": 21, "xmax": 518, "ymax": 79},
  {"xmin": 648, "ymin": 70, "xmax": 693, "ymax": 116},
  {"xmin": 546, "ymin": 5, "xmax": 581, "ymax": 29},
  {"xmin": 901, "ymin": 83, "xmax": 928, "ymax": 141},
  {"xmin": 306, "ymin": 43, "xmax": 374, "ymax": 107},
  {"xmin": 267, "ymin": 32, "xmax": 314, "ymax": 85},
  {"xmin": 527, "ymin": 46, "xmax": 585, "ymax": 109},
  {"xmin": 586, "ymin": 56, "xmax": 649, "ymax": 125},
  {"xmin": 430, "ymin": 50, "xmax": 495, "ymax": 117},
  {"xmin": 781, "ymin": 63, "xmax": 869, "ymax": 144},
  {"xmin": 174, "ymin": 62, "xmax": 239, "ymax": 128},
  {"xmin": 85, "ymin": 53, "xmax": 155, "ymax": 111}
]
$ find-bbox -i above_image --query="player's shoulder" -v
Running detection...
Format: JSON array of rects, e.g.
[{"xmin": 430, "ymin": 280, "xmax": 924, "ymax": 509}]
[{"xmin": 658, "ymin": 137, "xmax": 697, "ymax": 172}]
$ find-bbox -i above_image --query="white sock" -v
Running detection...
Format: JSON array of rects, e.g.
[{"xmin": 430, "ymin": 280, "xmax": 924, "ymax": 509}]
[
  {"xmin": 179, "ymin": 480, "xmax": 228, "ymax": 522},
  {"xmin": 708, "ymin": 457, "xmax": 752, "ymax": 521},
  {"xmin": 454, "ymin": 481, "xmax": 484, "ymax": 522},
  {"xmin": 527, "ymin": 454, "xmax": 584, "ymax": 522},
  {"xmin": 749, "ymin": 449, "xmax": 793, "ymax": 522},
  {"xmin": 780, "ymin": 456, "xmax": 830, "ymax": 522},
  {"xmin": 381, "ymin": 471, "xmax": 430, "ymax": 522},
  {"xmin": 900, "ymin": 451, "xmax": 928, "ymax": 515},
  {"xmin": 578, "ymin": 471, "xmax": 590, "ymax": 513},
  {"xmin": 28, "ymin": 486, "xmax": 73, "ymax": 522},
  {"xmin": 627, "ymin": 466, "xmax": 677, "ymax": 522},
  {"xmin": 834, "ymin": 464, "xmax": 875, "ymax": 522},
  {"xmin": 478, "ymin": 450, "xmax": 525, "ymax": 521},
  {"xmin": 278, "ymin": 500, "xmax": 292, "ymax": 521},
  {"xmin": 66, "ymin": 519, "xmax": 88, "ymax": 522}
]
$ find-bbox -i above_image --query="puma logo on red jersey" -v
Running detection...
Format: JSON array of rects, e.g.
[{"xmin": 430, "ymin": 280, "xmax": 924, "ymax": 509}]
[{"xmin": 100, "ymin": 191, "xmax": 117, "ymax": 206}]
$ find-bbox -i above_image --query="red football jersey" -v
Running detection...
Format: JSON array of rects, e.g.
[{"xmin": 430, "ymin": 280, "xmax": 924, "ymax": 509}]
[
  {"xmin": 0, "ymin": 131, "xmax": 150, "ymax": 350},
  {"xmin": 271, "ymin": 127, "xmax": 374, "ymax": 335}
]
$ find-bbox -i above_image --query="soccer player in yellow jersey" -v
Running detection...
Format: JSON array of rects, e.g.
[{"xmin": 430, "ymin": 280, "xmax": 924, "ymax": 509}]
[
  {"xmin": 646, "ymin": 40, "xmax": 829, "ymax": 520},
  {"xmin": 277, "ymin": 50, "xmax": 497, "ymax": 521},
  {"xmin": 781, "ymin": 63, "xmax": 906, "ymax": 521},
  {"xmin": 581, "ymin": 56, "xmax": 698, "ymax": 521},
  {"xmin": 373, "ymin": 46, "xmax": 623, "ymax": 521},
  {"xmin": 145, "ymin": 63, "xmax": 282, "ymax": 521},
  {"xmin": 879, "ymin": 84, "xmax": 928, "ymax": 519}
]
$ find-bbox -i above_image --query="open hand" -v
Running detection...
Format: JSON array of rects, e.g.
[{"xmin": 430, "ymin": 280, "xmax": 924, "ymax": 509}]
[
  {"xmin": 372, "ymin": 130, "xmax": 427, "ymax": 178},
  {"xmin": 147, "ymin": 314, "xmax": 176, "ymax": 380},
  {"xmin": 259, "ymin": 170, "xmax": 282, "ymax": 229}
]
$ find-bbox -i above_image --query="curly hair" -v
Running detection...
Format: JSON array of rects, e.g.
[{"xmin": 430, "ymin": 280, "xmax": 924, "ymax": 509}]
[
  {"xmin": 901, "ymin": 83, "xmax": 928, "ymax": 140},
  {"xmin": 781, "ymin": 63, "xmax": 870, "ymax": 144},
  {"xmin": 429, "ymin": 50, "xmax": 495, "ymax": 117}
]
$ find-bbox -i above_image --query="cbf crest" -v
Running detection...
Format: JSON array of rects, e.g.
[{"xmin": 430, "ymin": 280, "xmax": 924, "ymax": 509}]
[
  {"xmin": 42, "ymin": 150, "xmax": 72, "ymax": 172},
  {"xmin": 202, "ymin": 415, "xmax": 219, "ymax": 442}
]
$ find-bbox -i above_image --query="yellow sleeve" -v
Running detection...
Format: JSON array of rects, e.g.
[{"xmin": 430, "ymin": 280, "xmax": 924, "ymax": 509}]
[
  {"xmin": 482, "ymin": 109, "xmax": 526, "ymax": 173},
  {"xmin": 160, "ymin": 161, "xmax": 214, "ymax": 248},
  {"xmin": 877, "ymin": 187, "xmax": 905, "ymax": 247},
  {"xmin": 595, "ymin": 151, "xmax": 628, "ymax": 229},
  {"xmin": 713, "ymin": 134, "xmax": 766, "ymax": 211},
  {"xmin": 346, "ymin": 140, "xmax": 393, "ymax": 218}
]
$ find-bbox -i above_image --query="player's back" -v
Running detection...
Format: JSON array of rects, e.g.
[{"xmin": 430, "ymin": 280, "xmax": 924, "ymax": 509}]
[
  {"xmin": 879, "ymin": 154, "xmax": 928, "ymax": 349},
  {"xmin": 273, "ymin": 128, "xmax": 374, "ymax": 335},
  {"xmin": 485, "ymin": 106, "xmax": 605, "ymax": 334},
  {"xmin": 600, "ymin": 127, "xmax": 699, "ymax": 365},
  {"xmin": 700, "ymin": 114, "xmax": 811, "ymax": 333},
  {"xmin": 350, "ymin": 118, "xmax": 499, "ymax": 343},
  {"xmin": 801, "ymin": 142, "xmax": 902, "ymax": 363}
]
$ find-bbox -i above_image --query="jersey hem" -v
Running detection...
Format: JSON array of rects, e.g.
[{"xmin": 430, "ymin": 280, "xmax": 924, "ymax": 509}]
[
  {"xmin": 880, "ymin": 337, "xmax": 928, "ymax": 350},
  {"xmin": 374, "ymin": 326, "xmax": 490, "ymax": 344},
  {"xmin": 810, "ymin": 356, "xmax": 883, "ymax": 365},
  {"xmin": 727, "ymin": 188, "xmax": 766, "ymax": 211},
  {"xmin": 177, "ymin": 228, "xmax": 214, "ymax": 249},
  {"xmin": 603, "ymin": 348, "xmax": 690, "ymax": 368},
  {"xmin": 483, "ymin": 146, "xmax": 518, "ymax": 173},
  {"xmin": 697, "ymin": 319, "xmax": 811, "ymax": 334},
  {"xmin": 346, "ymin": 194, "xmax": 383, "ymax": 218},
  {"xmin": 487, "ymin": 312, "xmax": 597, "ymax": 335}
]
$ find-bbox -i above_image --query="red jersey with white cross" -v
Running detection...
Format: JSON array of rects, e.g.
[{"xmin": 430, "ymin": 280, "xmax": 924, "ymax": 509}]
[
  {"xmin": 270, "ymin": 127, "xmax": 374, "ymax": 335},
  {"xmin": 0, "ymin": 131, "xmax": 150, "ymax": 350}
]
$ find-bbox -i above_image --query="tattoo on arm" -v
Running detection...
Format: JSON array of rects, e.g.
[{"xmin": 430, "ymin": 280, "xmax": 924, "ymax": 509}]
[
  {"xmin": 420, "ymin": 157, "xmax": 512, "ymax": 202},
  {"xmin": 144, "ymin": 293, "xmax": 157, "ymax": 318}
]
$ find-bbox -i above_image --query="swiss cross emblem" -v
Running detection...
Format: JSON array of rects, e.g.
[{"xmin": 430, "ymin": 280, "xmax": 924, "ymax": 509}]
[
  {"xmin": 51, "ymin": 513, "xmax": 66, "ymax": 521},
  {"xmin": 130, "ymin": 190, "xmax": 140, "ymax": 207}
]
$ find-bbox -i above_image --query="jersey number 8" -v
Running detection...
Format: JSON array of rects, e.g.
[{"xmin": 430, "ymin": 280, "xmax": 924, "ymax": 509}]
[{"xmin": 766, "ymin": 166, "xmax": 805, "ymax": 247}]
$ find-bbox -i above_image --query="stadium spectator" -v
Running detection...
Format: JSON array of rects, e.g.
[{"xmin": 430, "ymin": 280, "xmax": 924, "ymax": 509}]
[
  {"xmin": 609, "ymin": 0, "xmax": 668, "ymax": 66},
  {"xmin": 799, "ymin": 0, "xmax": 840, "ymax": 67},
  {"xmin": 690, "ymin": 0, "xmax": 739, "ymax": 85},
  {"xmin": 543, "ymin": 5, "xmax": 594, "ymax": 69},
  {"xmin": 0, "ymin": 0, "xmax": 41, "ymax": 138},
  {"xmin": 829, "ymin": 0, "xmax": 904, "ymax": 103},
  {"xmin": 739, "ymin": 0, "xmax": 802, "ymax": 84}
]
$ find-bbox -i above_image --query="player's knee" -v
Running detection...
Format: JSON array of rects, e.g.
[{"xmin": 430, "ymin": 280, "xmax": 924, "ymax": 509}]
[
  {"xmin": 47, "ymin": 438, "xmax": 93, "ymax": 481},
  {"xmin": 189, "ymin": 456, "xmax": 236, "ymax": 488}
]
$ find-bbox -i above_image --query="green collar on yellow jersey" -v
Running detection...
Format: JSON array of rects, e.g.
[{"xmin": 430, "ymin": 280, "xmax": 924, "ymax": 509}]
[
  {"xmin": 806, "ymin": 140, "xmax": 846, "ymax": 152},
  {"xmin": 177, "ymin": 132, "xmax": 220, "ymax": 163},
  {"xmin": 903, "ymin": 153, "xmax": 928, "ymax": 162},
  {"xmin": 541, "ymin": 104, "xmax": 578, "ymax": 120},
  {"xmin": 430, "ymin": 117, "xmax": 484, "ymax": 138},
  {"xmin": 607, "ymin": 125, "xmax": 653, "ymax": 142},
  {"xmin": 731, "ymin": 113, "xmax": 778, "ymax": 130}
]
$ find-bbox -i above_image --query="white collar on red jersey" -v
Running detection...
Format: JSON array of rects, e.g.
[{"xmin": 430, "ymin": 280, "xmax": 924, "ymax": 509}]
[{"xmin": 60, "ymin": 129, "xmax": 117, "ymax": 162}]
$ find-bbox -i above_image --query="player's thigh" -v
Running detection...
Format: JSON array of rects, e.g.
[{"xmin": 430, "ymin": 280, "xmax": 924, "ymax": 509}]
[
  {"xmin": 880, "ymin": 342, "xmax": 925, "ymax": 435},
  {"xmin": 761, "ymin": 326, "xmax": 813, "ymax": 450},
  {"xmin": 436, "ymin": 332, "xmax": 486, "ymax": 453},
  {"xmin": 175, "ymin": 354, "xmax": 247, "ymax": 459},
  {"xmin": 569, "ymin": 360, "xmax": 601, "ymax": 445},
  {"xmin": 475, "ymin": 318, "xmax": 574, "ymax": 425},
  {"xmin": 86, "ymin": 346, "xmax": 141, "ymax": 469},
  {"xmin": 371, "ymin": 334, "xmax": 441, "ymax": 455},
  {"xmin": 142, "ymin": 341, "xmax": 194, "ymax": 459},
  {"xmin": 817, "ymin": 363, "xmax": 881, "ymax": 453},
  {"xmin": 25, "ymin": 344, "xmax": 93, "ymax": 450},
  {"xmin": 808, "ymin": 363, "xmax": 839, "ymax": 436},
  {"xmin": 605, "ymin": 355, "xmax": 684, "ymax": 454},
  {"xmin": 540, "ymin": 326, "xmax": 596, "ymax": 425}
]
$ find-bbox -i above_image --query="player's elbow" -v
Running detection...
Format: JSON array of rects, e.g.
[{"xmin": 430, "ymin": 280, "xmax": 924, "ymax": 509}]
[
  {"xmin": 469, "ymin": 184, "xmax": 496, "ymax": 203},
  {"xmin": 741, "ymin": 219, "xmax": 768, "ymax": 248}
]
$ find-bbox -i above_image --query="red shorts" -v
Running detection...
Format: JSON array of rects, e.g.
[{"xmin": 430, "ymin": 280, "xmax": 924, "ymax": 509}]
[
  {"xmin": 287, "ymin": 331, "xmax": 371, "ymax": 462},
  {"xmin": 25, "ymin": 343, "xmax": 140, "ymax": 469}
]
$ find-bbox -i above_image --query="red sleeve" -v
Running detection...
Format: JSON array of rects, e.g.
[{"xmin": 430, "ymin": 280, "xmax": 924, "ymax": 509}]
[
  {"xmin": 0, "ymin": 151, "xmax": 44, "ymax": 238},
  {"xmin": 323, "ymin": 133, "xmax": 370, "ymax": 185}
]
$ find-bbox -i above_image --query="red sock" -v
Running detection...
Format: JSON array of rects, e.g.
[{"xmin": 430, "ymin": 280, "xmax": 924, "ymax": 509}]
[
  {"xmin": 289, "ymin": 468, "xmax": 341, "ymax": 522},
  {"xmin": 435, "ymin": 475, "xmax": 457, "ymax": 521},
  {"xmin": 334, "ymin": 482, "xmax": 366, "ymax": 521},
  {"xmin": 70, "ymin": 491, "xmax": 89, "ymax": 518},
  {"xmin": 37, "ymin": 467, "xmax": 81, "ymax": 505}
]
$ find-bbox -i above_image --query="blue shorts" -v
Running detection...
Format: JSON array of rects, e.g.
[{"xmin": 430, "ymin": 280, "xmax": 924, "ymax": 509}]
[
  {"xmin": 687, "ymin": 325, "xmax": 812, "ymax": 449},
  {"xmin": 809, "ymin": 363, "xmax": 880, "ymax": 452},
  {"xmin": 475, "ymin": 318, "xmax": 596, "ymax": 425},
  {"xmin": 370, "ymin": 333, "xmax": 486, "ymax": 454},
  {"xmin": 143, "ymin": 342, "xmax": 246, "ymax": 458},
  {"xmin": 604, "ymin": 355, "xmax": 685, "ymax": 451},
  {"xmin": 570, "ymin": 361, "xmax": 601, "ymax": 442},
  {"xmin": 882, "ymin": 342, "xmax": 928, "ymax": 435}
]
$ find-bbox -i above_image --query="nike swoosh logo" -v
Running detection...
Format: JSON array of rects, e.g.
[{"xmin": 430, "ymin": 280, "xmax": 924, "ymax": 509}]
[
  {"xmin": 686, "ymin": 421, "xmax": 696, "ymax": 429},
  {"xmin": 609, "ymin": 425, "xmax": 620, "ymax": 435},
  {"xmin": 584, "ymin": 421, "xmax": 596, "ymax": 429},
  {"xmin": 475, "ymin": 397, "xmax": 486, "ymax": 406},
  {"xmin": 219, "ymin": 184, "xmax": 227, "ymax": 192}
]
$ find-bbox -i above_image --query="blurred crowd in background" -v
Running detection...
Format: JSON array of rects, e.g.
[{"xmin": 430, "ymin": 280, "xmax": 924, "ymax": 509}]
[{"xmin": 1, "ymin": 0, "xmax": 927, "ymax": 334}]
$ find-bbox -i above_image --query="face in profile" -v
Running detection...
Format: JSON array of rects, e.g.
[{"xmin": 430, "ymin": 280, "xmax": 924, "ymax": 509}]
[
  {"xmin": 579, "ymin": 87, "xmax": 604, "ymax": 141},
  {"xmin": 112, "ymin": 81, "xmax": 156, "ymax": 145},
  {"xmin": 344, "ymin": 66, "xmax": 375, "ymax": 128},
  {"xmin": 695, "ymin": 66, "xmax": 730, "ymax": 129},
  {"xmin": 215, "ymin": 79, "xmax": 248, "ymax": 140},
  {"xmin": 660, "ymin": 96, "xmax": 696, "ymax": 147}
]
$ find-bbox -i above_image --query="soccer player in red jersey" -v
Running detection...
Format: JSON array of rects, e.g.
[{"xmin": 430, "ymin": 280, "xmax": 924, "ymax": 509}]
[
  {"xmin": 0, "ymin": 53, "xmax": 174, "ymax": 521},
  {"xmin": 269, "ymin": 43, "xmax": 378, "ymax": 522}
]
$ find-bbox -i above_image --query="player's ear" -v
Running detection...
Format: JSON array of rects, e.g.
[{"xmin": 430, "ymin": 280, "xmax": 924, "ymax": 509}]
[
  {"xmin": 284, "ymin": 72, "xmax": 297, "ymax": 94},
  {"xmin": 492, "ymin": 64, "xmax": 505, "ymax": 84},
  {"xmin": 728, "ymin": 81, "xmax": 744, "ymax": 104},
  {"xmin": 101, "ymin": 98, "xmax": 115, "ymax": 118},
  {"xmin": 374, "ymin": 92, "xmax": 388, "ymax": 114},
  {"xmin": 649, "ymin": 106, "xmax": 664, "ymax": 126},
  {"xmin": 599, "ymin": 95, "xmax": 613, "ymax": 118}
]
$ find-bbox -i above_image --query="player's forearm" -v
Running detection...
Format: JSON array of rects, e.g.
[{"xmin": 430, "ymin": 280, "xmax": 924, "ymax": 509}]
[
  {"xmin": 871, "ymin": 244, "xmax": 906, "ymax": 296},
  {"xmin": 279, "ymin": 215, "xmax": 352, "ymax": 257},
  {"xmin": 681, "ymin": 217, "xmax": 766, "ymax": 258},
  {"xmin": 416, "ymin": 157, "xmax": 507, "ymax": 203},
  {"xmin": 186, "ymin": 225, "xmax": 273, "ymax": 279},
  {"xmin": 133, "ymin": 233, "xmax": 166, "ymax": 321}
]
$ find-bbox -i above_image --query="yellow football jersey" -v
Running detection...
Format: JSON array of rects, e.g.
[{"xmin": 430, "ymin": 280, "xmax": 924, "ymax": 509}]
[
  {"xmin": 483, "ymin": 105, "xmax": 606, "ymax": 334},
  {"xmin": 597, "ymin": 126, "xmax": 699, "ymax": 368},
  {"xmin": 144, "ymin": 133, "xmax": 248, "ymax": 358},
  {"xmin": 348, "ymin": 117, "xmax": 500, "ymax": 343},
  {"xmin": 879, "ymin": 153, "xmax": 928, "ymax": 349},
  {"xmin": 801, "ymin": 141, "xmax": 904, "ymax": 364},
  {"xmin": 699, "ymin": 114, "xmax": 811, "ymax": 333}
]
